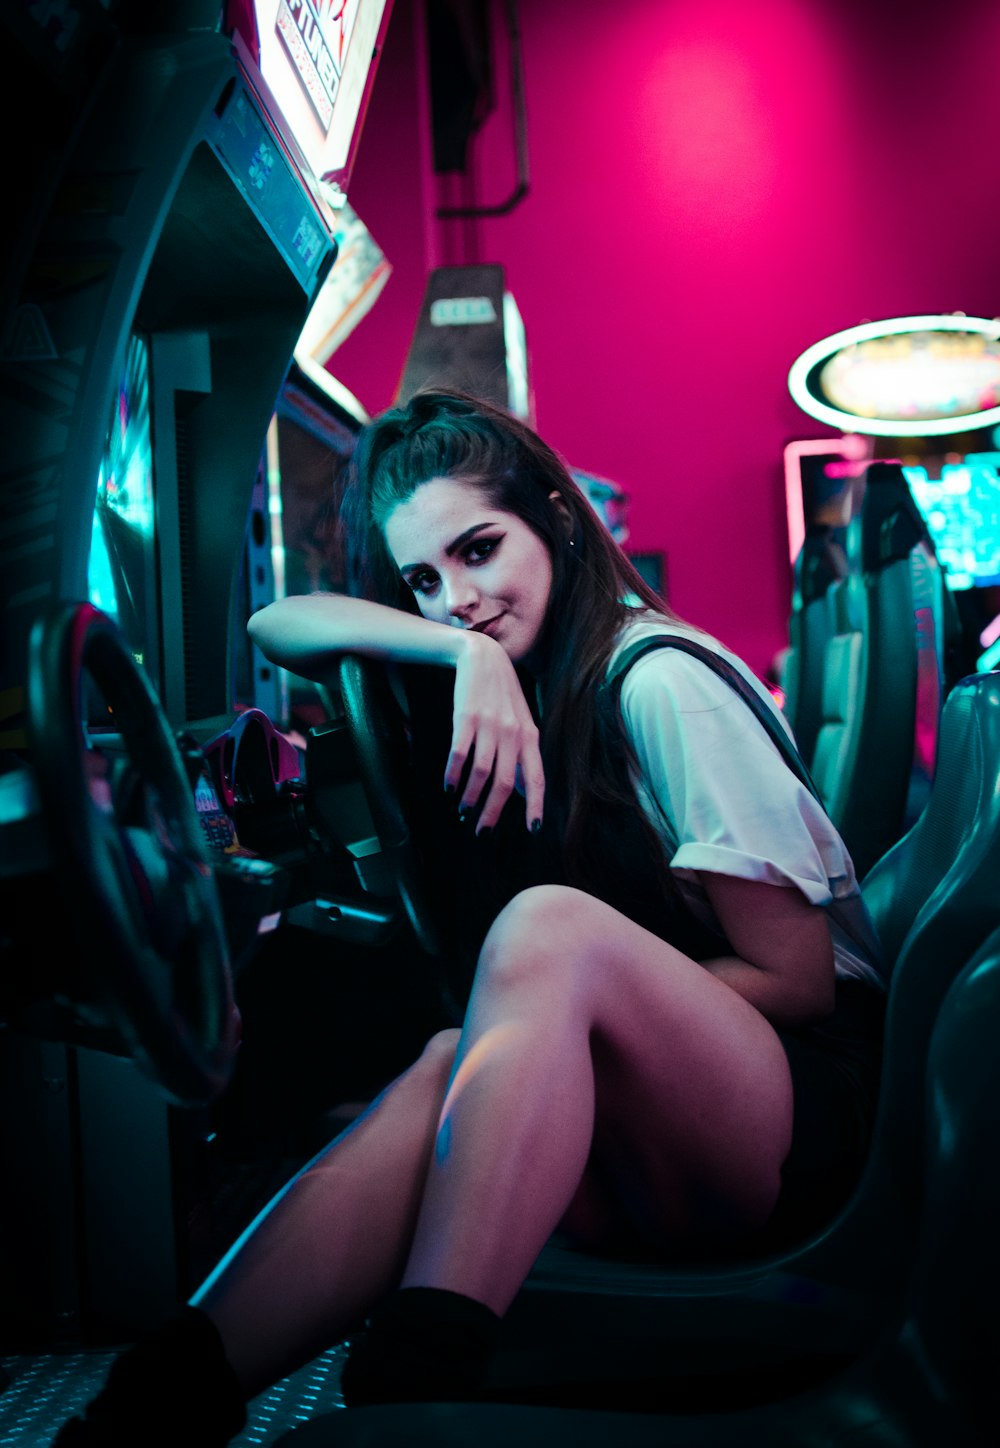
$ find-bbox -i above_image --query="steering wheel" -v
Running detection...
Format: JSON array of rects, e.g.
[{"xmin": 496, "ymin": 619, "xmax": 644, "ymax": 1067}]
[
  {"xmin": 337, "ymin": 653, "xmax": 443, "ymax": 959},
  {"xmin": 25, "ymin": 601, "xmax": 239, "ymax": 1107}
]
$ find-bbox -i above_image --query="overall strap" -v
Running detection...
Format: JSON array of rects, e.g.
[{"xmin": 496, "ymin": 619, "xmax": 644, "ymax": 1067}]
[{"xmin": 606, "ymin": 634, "xmax": 825, "ymax": 806}]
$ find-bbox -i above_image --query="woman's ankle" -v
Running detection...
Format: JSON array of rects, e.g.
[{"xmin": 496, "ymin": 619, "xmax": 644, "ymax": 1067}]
[{"xmin": 340, "ymin": 1286, "xmax": 502, "ymax": 1408}]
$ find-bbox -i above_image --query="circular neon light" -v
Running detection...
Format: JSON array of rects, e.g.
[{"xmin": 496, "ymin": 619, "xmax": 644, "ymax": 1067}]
[{"xmin": 788, "ymin": 315, "xmax": 1000, "ymax": 437}]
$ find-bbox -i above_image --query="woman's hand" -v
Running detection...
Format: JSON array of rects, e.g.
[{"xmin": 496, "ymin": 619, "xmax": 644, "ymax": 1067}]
[
  {"xmin": 247, "ymin": 594, "xmax": 545, "ymax": 832},
  {"xmin": 447, "ymin": 631, "xmax": 545, "ymax": 834}
]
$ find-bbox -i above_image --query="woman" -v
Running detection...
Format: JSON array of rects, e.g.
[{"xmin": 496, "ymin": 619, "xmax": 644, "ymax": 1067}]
[{"xmin": 58, "ymin": 389, "xmax": 885, "ymax": 1443}]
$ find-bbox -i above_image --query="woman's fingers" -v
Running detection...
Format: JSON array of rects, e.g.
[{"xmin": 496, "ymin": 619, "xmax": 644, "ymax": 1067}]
[
  {"xmin": 472, "ymin": 739, "xmax": 520, "ymax": 833},
  {"xmin": 446, "ymin": 632, "xmax": 545, "ymax": 831},
  {"xmin": 518, "ymin": 748, "xmax": 545, "ymax": 835},
  {"xmin": 446, "ymin": 711, "xmax": 544, "ymax": 833},
  {"xmin": 443, "ymin": 718, "xmax": 476, "ymax": 798},
  {"xmin": 457, "ymin": 729, "xmax": 500, "ymax": 820}
]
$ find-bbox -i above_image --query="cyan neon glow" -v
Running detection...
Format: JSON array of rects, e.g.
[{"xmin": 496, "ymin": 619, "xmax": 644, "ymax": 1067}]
[
  {"xmin": 901, "ymin": 453, "xmax": 1000, "ymax": 591},
  {"xmin": 788, "ymin": 315, "xmax": 1000, "ymax": 437}
]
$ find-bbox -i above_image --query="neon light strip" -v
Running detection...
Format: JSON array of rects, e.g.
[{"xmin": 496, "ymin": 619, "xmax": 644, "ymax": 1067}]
[{"xmin": 788, "ymin": 314, "xmax": 1000, "ymax": 437}]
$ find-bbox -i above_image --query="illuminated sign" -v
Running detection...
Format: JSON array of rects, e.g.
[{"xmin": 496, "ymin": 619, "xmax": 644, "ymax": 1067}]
[
  {"xmin": 788, "ymin": 315, "xmax": 1000, "ymax": 437},
  {"xmin": 226, "ymin": 0, "xmax": 391, "ymax": 197},
  {"xmin": 275, "ymin": 0, "xmax": 360, "ymax": 131}
]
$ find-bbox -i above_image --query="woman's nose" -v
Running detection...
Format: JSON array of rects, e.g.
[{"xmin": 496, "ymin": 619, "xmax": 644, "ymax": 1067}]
[{"xmin": 442, "ymin": 574, "xmax": 477, "ymax": 619}]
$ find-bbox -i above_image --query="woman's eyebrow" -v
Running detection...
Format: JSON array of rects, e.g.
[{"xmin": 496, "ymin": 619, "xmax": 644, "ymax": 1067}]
[{"xmin": 399, "ymin": 522, "xmax": 495, "ymax": 574}]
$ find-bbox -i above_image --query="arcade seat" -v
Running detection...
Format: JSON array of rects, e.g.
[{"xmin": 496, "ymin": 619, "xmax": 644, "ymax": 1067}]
[
  {"xmin": 780, "ymin": 523, "xmax": 848, "ymax": 768},
  {"xmin": 810, "ymin": 462, "xmax": 952, "ymax": 879},
  {"xmin": 488, "ymin": 668, "xmax": 1000, "ymax": 1385},
  {"xmin": 277, "ymin": 940, "xmax": 1000, "ymax": 1448},
  {"xmin": 279, "ymin": 669, "xmax": 1000, "ymax": 1444}
]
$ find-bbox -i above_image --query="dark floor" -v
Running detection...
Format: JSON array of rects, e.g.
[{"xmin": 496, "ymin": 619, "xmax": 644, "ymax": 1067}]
[
  {"xmin": 0, "ymin": 1145, "xmax": 355, "ymax": 1448},
  {"xmin": 0, "ymin": 1342, "xmax": 348, "ymax": 1447}
]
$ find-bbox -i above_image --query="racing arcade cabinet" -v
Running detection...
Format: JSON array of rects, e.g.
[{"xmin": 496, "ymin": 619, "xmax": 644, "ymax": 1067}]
[{"xmin": 0, "ymin": 0, "xmax": 392, "ymax": 1349}]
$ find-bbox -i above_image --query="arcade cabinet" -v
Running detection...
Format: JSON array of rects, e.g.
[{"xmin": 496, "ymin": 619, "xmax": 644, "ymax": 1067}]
[
  {"xmin": 0, "ymin": 0, "xmax": 393, "ymax": 1349},
  {"xmin": 783, "ymin": 314, "xmax": 1000, "ymax": 868},
  {"xmin": 238, "ymin": 348, "xmax": 369, "ymax": 730},
  {"xmin": 396, "ymin": 262, "xmax": 531, "ymax": 419}
]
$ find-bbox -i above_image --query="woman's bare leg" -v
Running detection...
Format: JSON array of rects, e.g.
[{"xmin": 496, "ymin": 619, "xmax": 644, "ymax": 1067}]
[
  {"xmin": 193, "ymin": 882, "xmax": 793, "ymax": 1397},
  {"xmin": 192, "ymin": 1028, "xmax": 460, "ymax": 1399},
  {"xmin": 401, "ymin": 885, "xmax": 794, "ymax": 1313}
]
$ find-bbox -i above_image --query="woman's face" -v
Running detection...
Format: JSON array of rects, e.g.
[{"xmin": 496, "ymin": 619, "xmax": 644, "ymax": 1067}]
[{"xmin": 383, "ymin": 477, "xmax": 555, "ymax": 664}]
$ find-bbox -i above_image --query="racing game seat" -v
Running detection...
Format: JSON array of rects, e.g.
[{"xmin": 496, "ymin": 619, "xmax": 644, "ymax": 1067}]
[
  {"xmin": 809, "ymin": 461, "xmax": 953, "ymax": 879},
  {"xmin": 278, "ymin": 666, "xmax": 1000, "ymax": 1445},
  {"xmin": 780, "ymin": 522, "xmax": 848, "ymax": 767},
  {"xmin": 277, "ymin": 919, "xmax": 1000, "ymax": 1448}
]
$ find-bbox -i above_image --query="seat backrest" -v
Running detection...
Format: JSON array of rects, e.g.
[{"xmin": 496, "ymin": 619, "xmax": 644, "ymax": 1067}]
[
  {"xmin": 807, "ymin": 607, "xmax": 863, "ymax": 794},
  {"xmin": 810, "ymin": 462, "xmax": 947, "ymax": 879},
  {"xmin": 860, "ymin": 670, "xmax": 1000, "ymax": 968},
  {"xmin": 781, "ymin": 526, "xmax": 848, "ymax": 765},
  {"xmin": 485, "ymin": 678, "xmax": 1000, "ymax": 1377},
  {"xmin": 906, "ymin": 923, "xmax": 1000, "ymax": 1436},
  {"xmin": 855, "ymin": 669, "xmax": 1000, "ymax": 1207}
]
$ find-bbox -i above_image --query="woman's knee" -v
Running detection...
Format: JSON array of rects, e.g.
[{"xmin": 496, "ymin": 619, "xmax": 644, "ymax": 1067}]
[
  {"xmin": 365, "ymin": 1029, "xmax": 459, "ymax": 1133},
  {"xmin": 477, "ymin": 885, "xmax": 597, "ymax": 995},
  {"xmin": 414, "ymin": 1027, "xmax": 462, "ymax": 1082}
]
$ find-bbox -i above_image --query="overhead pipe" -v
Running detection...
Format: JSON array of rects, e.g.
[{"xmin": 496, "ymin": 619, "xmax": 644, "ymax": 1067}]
[{"xmin": 436, "ymin": 0, "xmax": 529, "ymax": 219}]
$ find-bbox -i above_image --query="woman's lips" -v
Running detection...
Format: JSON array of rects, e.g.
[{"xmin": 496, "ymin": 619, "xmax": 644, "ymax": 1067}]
[{"xmin": 472, "ymin": 615, "xmax": 503, "ymax": 636}]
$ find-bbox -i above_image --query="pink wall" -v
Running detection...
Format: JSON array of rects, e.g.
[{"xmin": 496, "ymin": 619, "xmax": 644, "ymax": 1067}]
[{"xmin": 331, "ymin": 0, "xmax": 1000, "ymax": 678}]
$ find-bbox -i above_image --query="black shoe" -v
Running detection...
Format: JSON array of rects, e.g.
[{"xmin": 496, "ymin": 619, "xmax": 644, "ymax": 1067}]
[
  {"xmin": 340, "ymin": 1287, "xmax": 501, "ymax": 1408},
  {"xmin": 53, "ymin": 1308, "xmax": 247, "ymax": 1447}
]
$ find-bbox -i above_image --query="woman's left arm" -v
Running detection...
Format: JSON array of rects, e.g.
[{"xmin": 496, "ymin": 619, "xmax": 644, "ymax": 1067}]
[{"xmin": 698, "ymin": 872, "xmax": 836, "ymax": 1028}]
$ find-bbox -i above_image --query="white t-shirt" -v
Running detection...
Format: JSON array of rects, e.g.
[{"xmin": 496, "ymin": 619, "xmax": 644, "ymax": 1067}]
[{"xmin": 610, "ymin": 612, "xmax": 885, "ymax": 990}]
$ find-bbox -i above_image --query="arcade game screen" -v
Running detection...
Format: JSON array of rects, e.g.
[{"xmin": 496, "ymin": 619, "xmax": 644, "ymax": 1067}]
[
  {"xmin": 902, "ymin": 451, "xmax": 1000, "ymax": 672},
  {"xmin": 901, "ymin": 453, "xmax": 1000, "ymax": 591},
  {"xmin": 86, "ymin": 331, "xmax": 157, "ymax": 679}
]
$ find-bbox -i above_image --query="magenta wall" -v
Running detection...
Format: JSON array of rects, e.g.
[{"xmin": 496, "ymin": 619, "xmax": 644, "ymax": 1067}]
[{"xmin": 331, "ymin": 0, "xmax": 1000, "ymax": 678}]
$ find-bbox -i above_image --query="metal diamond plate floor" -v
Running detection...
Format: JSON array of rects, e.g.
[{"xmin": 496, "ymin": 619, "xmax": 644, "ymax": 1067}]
[{"xmin": 0, "ymin": 1343, "xmax": 347, "ymax": 1447}]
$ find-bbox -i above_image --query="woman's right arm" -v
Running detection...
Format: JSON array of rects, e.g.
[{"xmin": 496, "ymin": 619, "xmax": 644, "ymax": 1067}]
[
  {"xmin": 248, "ymin": 593, "xmax": 468, "ymax": 677},
  {"xmin": 247, "ymin": 594, "xmax": 544, "ymax": 832}
]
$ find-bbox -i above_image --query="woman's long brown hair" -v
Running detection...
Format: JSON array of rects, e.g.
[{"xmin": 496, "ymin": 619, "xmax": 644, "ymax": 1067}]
[{"xmin": 340, "ymin": 388, "xmax": 685, "ymax": 899}]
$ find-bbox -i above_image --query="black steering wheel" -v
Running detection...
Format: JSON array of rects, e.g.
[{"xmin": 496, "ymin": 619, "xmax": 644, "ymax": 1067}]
[
  {"xmin": 26, "ymin": 602, "xmax": 239, "ymax": 1107},
  {"xmin": 337, "ymin": 653, "xmax": 443, "ymax": 959}
]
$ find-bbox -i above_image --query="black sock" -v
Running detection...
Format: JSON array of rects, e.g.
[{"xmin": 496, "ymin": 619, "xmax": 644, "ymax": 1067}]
[
  {"xmin": 339, "ymin": 1286, "xmax": 502, "ymax": 1408},
  {"xmin": 54, "ymin": 1306, "xmax": 247, "ymax": 1447}
]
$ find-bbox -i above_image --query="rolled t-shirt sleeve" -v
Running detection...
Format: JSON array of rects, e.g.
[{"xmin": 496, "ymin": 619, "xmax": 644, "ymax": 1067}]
[{"xmin": 620, "ymin": 648, "xmax": 855, "ymax": 907}]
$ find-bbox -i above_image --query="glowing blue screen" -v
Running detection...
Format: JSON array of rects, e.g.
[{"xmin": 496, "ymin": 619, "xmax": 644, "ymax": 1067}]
[{"xmin": 902, "ymin": 453, "xmax": 1000, "ymax": 590}]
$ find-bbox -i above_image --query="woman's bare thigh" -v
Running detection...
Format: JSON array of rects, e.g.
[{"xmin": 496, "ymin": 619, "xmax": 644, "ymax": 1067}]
[{"xmin": 478, "ymin": 885, "xmax": 794, "ymax": 1250}]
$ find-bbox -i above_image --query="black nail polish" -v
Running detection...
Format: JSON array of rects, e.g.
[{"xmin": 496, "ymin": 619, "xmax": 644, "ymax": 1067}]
[
  {"xmin": 531, "ymin": 818, "xmax": 542, "ymax": 833},
  {"xmin": 459, "ymin": 808, "xmax": 470, "ymax": 823},
  {"xmin": 477, "ymin": 826, "xmax": 492, "ymax": 839},
  {"xmin": 444, "ymin": 783, "xmax": 455, "ymax": 795}
]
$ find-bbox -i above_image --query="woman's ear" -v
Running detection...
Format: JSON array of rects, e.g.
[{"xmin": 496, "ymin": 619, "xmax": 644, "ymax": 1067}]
[{"xmin": 548, "ymin": 489, "xmax": 574, "ymax": 538}]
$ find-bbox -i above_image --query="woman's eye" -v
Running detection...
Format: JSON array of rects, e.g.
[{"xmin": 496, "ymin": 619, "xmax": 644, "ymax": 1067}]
[
  {"xmin": 466, "ymin": 537, "xmax": 499, "ymax": 564},
  {"xmin": 406, "ymin": 571, "xmax": 438, "ymax": 595}
]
